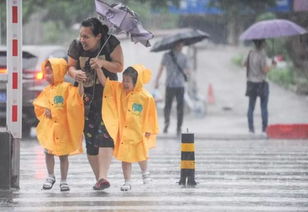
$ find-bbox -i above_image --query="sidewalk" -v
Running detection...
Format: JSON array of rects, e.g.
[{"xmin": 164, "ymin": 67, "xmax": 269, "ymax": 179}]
[{"xmin": 121, "ymin": 40, "xmax": 308, "ymax": 140}]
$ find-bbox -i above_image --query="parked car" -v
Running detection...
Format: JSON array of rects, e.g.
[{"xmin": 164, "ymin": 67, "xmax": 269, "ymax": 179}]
[{"xmin": 0, "ymin": 45, "xmax": 68, "ymax": 137}]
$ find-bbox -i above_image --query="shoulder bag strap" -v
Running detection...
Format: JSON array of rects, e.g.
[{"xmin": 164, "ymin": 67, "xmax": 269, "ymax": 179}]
[
  {"xmin": 169, "ymin": 51, "xmax": 188, "ymax": 81},
  {"xmin": 246, "ymin": 50, "xmax": 252, "ymax": 78}
]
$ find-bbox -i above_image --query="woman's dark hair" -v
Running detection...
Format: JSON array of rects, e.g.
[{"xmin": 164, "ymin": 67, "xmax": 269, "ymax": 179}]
[
  {"xmin": 81, "ymin": 17, "xmax": 109, "ymax": 36},
  {"xmin": 123, "ymin": 67, "xmax": 138, "ymax": 86},
  {"xmin": 253, "ymin": 39, "xmax": 265, "ymax": 50}
]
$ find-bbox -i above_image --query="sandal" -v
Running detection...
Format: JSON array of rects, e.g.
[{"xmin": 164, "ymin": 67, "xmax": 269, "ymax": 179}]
[
  {"xmin": 60, "ymin": 182, "xmax": 70, "ymax": 192},
  {"xmin": 93, "ymin": 178, "xmax": 110, "ymax": 190},
  {"xmin": 120, "ymin": 183, "xmax": 131, "ymax": 191},
  {"xmin": 142, "ymin": 172, "xmax": 152, "ymax": 184},
  {"xmin": 42, "ymin": 176, "xmax": 56, "ymax": 190}
]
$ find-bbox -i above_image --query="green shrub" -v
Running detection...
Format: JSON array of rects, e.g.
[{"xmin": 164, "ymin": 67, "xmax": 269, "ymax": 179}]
[
  {"xmin": 231, "ymin": 54, "xmax": 244, "ymax": 67},
  {"xmin": 268, "ymin": 66, "xmax": 295, "ymax": 88}
]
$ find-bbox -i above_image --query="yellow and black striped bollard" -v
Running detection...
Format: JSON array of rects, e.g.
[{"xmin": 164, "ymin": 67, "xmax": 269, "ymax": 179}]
[{"xmin": 179, "ymin": 132, "xmax": 197, "ymax": 187}]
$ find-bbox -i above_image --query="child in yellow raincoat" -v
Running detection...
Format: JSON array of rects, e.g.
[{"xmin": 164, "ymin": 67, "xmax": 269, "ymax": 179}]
[
  {"xmin": 33, "ymin": 58, "xmax": 84, "ymax": 192},
  {"xmin": 99, "ymin": 64, "xmax": 159, "ymax": 191}
]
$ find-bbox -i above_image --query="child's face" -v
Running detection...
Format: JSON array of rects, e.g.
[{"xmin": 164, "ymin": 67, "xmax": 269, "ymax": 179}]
[
  {"xmin": 122, "ymin": 75, "xmax": 134, "ymax": 92},
  {"xmin": 44, "ymin": 65, "xmax": 54, "ymax": 84}
]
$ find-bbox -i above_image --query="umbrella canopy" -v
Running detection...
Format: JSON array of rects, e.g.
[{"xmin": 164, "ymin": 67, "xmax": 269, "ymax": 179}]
[
  {"xmin": 240, "ymin": 19, "xmax": 307, "ymax": 40},
  {"xmin": 95, "ymin": 0, "xmax": 154, "ymax": 47},
  {"xmin": 151, "ymin": 29, "xmax": 209, "ymax": 52}
]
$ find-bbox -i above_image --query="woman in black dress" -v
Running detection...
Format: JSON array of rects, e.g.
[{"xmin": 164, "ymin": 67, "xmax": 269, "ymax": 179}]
[{"xmin": 67, "ymin": 17, "xmax": 124, "ymax": 190}]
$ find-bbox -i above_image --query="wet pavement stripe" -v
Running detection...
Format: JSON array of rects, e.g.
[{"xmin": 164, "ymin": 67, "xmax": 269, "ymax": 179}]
[{"xmin": 6, "ymin": 205, "xmax": 308, "ymax": 212}]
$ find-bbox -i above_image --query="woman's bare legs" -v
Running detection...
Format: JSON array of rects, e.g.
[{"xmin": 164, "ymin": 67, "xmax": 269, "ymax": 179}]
[
  {"xmin": 92, "ymin": 148, "xmax": 113, "ymax": 190},
  {"xmin": 87, "ymin": 155, "xmax": 99, "ymax": 181},
  {"xmin": 97, "ymin": 147, "xmax": 113, "ymax": 180}
]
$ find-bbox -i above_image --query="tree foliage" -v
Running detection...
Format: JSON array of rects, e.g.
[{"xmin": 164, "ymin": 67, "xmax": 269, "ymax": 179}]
[
  {"xmin": 23, "ymin": 0, "xmax": 180, "ymax": 27},
  {"xmin": 0, "ymin": 0, "xmax": 181, "ymax": 44},
  {"xmin": 207, "ymin": 0, "xmax": 277, "ymax": 17},
  {"xmin": 119, "ymin": 0, "xmax": 180, "ymax": 9},
  {"xmin": 206, "ymin": 0, "xmax": 277, "ymax": 44}
]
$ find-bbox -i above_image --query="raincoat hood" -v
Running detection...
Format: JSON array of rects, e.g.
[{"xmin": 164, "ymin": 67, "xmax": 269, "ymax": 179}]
[
  {"xmin": 41, "ymin": 58, "xmax": 67, "ymax": 85},
  {"xmin": 130, "ymin": 64, "xmax": 152, "ymax": 91}
]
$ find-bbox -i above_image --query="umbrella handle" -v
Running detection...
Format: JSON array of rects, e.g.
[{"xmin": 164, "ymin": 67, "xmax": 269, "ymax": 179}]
[
  {"xmin": 271, "ymin": 39, "xmax": 274, "ymax": 59},
  {"xmin": 96, "ymin": 34, "xmax": 112, "ymax": 58}
]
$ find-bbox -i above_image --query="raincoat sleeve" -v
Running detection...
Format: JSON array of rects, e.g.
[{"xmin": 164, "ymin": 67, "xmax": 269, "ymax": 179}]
[
  {"xmin": 102, "ymin": 78, "xmax": 121, "ymax": 142},
  {"xmin": 33, "ymin": 87, "xmax": 50, "ymax": 120},
  {"xmin": 66, "ymin": 85, "xmax": 84, "ymax": 150},
  {"xmin": 33, "ymin": 87, "xmax": 55, "ymax": 152},
  {"xmin": 143, "ymin": 95, "xmax": 159, "ymax": 148}
]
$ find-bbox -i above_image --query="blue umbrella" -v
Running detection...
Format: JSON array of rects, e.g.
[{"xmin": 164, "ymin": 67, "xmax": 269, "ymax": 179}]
[{"xmin": 240, "ymin": 19, "xmax": 307, "ymax": 40}]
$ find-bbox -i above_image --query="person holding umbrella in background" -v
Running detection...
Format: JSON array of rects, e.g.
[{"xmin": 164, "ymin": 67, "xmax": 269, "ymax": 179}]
[
  {"xmin": 154, "ymin": 41, "xmax": 190, "ymax": 137},
  {"xmin": 244, "ymin": 39, "xmax": 276, "ymax": 134},
  {"xmin": 240, "ymin": 19, "xmax": 306, "ymax": 134},
  {"xmin": 152, "ymin": 29, "xmax": 208, "ymax": 136}
]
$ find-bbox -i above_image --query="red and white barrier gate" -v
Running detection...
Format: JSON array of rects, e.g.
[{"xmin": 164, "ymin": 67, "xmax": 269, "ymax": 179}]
[
  {"xmin": 4, "ymin": 0, "xmax": 23, "ymax": 189},
  {"xmin": 7, "ymin": 0, "xmax": 23, "ymax": 138}
]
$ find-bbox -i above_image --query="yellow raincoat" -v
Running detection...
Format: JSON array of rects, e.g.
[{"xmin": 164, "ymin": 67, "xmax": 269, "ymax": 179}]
[
  {"xmin": 102, "ymin": 64, "xmax": 159, "ymax": 162},
  {"xmin": 33, "ymin": 58, "xmax": 84, "ymax": 156}
]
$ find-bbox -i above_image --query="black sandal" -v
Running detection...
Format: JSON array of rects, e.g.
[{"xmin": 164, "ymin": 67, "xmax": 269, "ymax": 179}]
[
  {"xmin": 60, "ymin": 182, "xmax": 70, "ymax": 192},
  {"xmin": 42, "ymin": 176, "xmax": 56, "ymax": 190}
]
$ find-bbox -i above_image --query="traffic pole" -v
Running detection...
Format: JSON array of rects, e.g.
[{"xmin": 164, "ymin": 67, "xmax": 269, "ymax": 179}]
[
  {"xmin": 0, "ymin": 131, "xmax": 12, "ymax": 190},
  {"xmin": 6, "ymin": 0, "xmax": 23, "ymax": 189},
  {"xmin": 179, "ymin": 131, "xmax": 197, "ymax": 187}
]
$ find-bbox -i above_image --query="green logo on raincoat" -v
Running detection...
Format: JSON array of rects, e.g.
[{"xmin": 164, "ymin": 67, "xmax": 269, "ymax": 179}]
[
  {"xmin": 132, "ymin": 103, "xmax": 143, "ymax": 115},
  {"xmin": 54, "ymin": 95, "xmax": 64, "ymax": 105}
]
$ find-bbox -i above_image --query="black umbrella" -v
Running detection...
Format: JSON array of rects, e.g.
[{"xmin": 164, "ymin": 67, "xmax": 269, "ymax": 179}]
[
  {"xmin": 95, "ymin": 0, "xmax": 154, "ymax": 50},
  {"xmin": 151, "ymin": 29, "xmax": 210, "ymax": 52}
]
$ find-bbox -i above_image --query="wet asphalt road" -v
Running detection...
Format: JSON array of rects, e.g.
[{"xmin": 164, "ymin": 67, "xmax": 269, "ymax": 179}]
[{"xmin": 0, "ymin": 136, "xmax": 308, "ymax": 211}]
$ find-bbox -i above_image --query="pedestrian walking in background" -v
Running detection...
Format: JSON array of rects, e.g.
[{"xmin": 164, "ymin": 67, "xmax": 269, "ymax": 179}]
[
  {"xmin": 244, "ymin": 39, "xmax": 276, "ymax": 134},
  {"xmin": 100, "ymin": 64, "xmax": 159, "ymax": 191},
  {"xmin": 154, "ymin": 41, "xmax": 190, "ymax": 136},
  {"xmin": 33, "ymin": 58, "xmax": 84, "ymax": 192},
  {"xmin": 67, "ymin": 17, "xmax": 124, "ymax": 190}
]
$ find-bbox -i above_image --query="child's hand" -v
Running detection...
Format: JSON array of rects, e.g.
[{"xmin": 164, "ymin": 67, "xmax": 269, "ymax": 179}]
[
  {"xmin": 145, "ymin": 132, "xmax": 151, "ymax": 137},
  {"xmin": 74, "ymin": 70, "xmax": 87, "ymax": 83},
  {"xmin": 44, "ymin": 109, "xmax": 52, "ymax": 119},
  {"xmin": 90, "ymin": 58, "xmax": 103, "ymax": 71}
]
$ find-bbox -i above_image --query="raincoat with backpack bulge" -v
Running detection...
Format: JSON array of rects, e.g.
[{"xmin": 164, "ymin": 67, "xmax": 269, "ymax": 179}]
[
  {"xmin": 33, "ymin": 58, "xmax": 84, "ymax": 156},
  {"xmin": 102, "ymin": 64, "xmax": 159, "ymax": 162}
]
